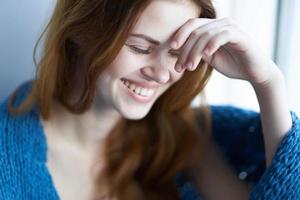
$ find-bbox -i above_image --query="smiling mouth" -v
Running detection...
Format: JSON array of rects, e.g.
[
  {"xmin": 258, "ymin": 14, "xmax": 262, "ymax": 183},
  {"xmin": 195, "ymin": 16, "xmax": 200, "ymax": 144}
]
[{"xmin": 120, "ymin": 79, "xmax": 155, "ymax": 98}]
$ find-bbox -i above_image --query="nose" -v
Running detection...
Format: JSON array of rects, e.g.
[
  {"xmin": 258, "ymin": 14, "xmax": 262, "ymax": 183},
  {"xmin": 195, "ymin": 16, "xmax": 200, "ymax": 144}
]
[{"xmin": 140, "ymin": 56, "xmax": 171, "ymax": 84}]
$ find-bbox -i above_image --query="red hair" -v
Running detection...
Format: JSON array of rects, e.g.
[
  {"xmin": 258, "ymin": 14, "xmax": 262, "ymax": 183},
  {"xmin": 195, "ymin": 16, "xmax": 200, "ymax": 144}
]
[{"xmin": 8, "ymin": 0, "xmax": 216, "ymax": 199}]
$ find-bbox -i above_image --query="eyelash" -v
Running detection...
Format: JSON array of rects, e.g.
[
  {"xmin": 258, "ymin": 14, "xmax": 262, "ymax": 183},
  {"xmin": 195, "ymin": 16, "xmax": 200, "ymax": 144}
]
[
  {"xmin": 127, "ymin": 45, "xmax": 179, "ymax": 58},
  {"xmin": 129, "ymin": 46, "xmax": 151, "ymax": 54}
]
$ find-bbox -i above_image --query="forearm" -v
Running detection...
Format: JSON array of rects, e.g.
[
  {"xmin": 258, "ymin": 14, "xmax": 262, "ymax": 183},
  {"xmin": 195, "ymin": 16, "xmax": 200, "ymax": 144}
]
[{"xmin": 251, "ymin": 68, "xmax": 292, "ymax": 167}]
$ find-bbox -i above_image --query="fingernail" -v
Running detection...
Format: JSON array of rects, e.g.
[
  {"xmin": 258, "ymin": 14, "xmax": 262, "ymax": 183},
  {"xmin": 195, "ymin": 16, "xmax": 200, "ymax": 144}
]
[
  {"xmin": 171, "ymin": 41, "xmax": 178, "ymax": 49},
  {"xmin": 186, "ymin": 61, "xmax": 193, "ymax": 70},
  {"xmin": 175, "ymin": 63, "xmax": 182, "ymax": 72}
]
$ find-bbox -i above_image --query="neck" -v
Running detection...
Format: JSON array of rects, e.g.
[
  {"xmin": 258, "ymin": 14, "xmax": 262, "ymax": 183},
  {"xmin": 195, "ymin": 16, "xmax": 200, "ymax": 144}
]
[{"xmin": 47, "ymin": 96, "xmax": 121, "ymax": 151}]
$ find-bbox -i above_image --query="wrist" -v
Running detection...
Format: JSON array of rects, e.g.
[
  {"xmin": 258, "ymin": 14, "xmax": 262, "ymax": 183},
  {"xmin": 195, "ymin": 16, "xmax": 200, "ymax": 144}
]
[{"xmin": 251, "ymin": 68, "xmax": 285, "ymax": 92}]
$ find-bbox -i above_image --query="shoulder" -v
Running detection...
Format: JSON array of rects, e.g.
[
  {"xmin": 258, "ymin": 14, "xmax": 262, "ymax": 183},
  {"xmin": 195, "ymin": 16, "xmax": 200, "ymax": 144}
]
[
  {"xmin": 194, "ymin": 104, "xmax": 263, "ymax": 156},
  {"xmin": 0, "ymin": 80, "xmax": 46, "ymax": 162},
  {"xmin": 194, "ymin": 104, "xmax": 260, "ymax": 120},
  {"xmin": 194, "ymin": 105, "xmax": 266, "ymax": 184},
  {"xmin": 209, "ymin": 104, "xmax": 259, "ymax": 123},
  {"xmin": 210, "ymin": 105, "xmax": 261, "ymax": 134},
  {"xmin": 194, "ymin": 104, "xmax": 261, "ymax": 133},
  {"xmin": 0, "ymin": 81, "xmax": 56, "ymax": 198}
]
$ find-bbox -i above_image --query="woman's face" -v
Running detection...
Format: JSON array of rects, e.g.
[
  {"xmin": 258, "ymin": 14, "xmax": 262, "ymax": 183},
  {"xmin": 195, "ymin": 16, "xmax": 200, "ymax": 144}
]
[{"xmin": 97, "ymin": 0, "xmax": 199, "ymax": 120}]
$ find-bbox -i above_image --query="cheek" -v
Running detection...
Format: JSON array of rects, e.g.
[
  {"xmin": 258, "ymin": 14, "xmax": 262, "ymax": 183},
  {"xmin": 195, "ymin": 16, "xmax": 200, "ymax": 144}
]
[
  {"xmin": 106, "ymin": 47, "xmax": 142, "ymax": 77},
  {"xmin": 104, "ymin": 46, "xmax": 184, "ymax": 88}
]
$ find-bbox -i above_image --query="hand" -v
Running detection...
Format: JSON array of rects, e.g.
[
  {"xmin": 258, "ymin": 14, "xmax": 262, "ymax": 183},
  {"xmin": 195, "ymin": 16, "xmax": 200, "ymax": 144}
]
[{"xmin": 171, "ymin": 17, "xmax": 282, "ymax": 86}]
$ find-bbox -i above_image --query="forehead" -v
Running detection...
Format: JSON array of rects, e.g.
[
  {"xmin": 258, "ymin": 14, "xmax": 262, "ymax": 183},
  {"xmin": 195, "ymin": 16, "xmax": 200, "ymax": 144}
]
[{"xmin": 131, "ymin": 0, "xmax": 200, "ymax": 44}]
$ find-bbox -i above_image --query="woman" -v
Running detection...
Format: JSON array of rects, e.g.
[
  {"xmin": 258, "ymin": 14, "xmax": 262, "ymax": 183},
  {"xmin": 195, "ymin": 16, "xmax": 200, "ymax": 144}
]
[{"xmin": 0, "ymin": 0, "xmax": 299, "ymax": 199}]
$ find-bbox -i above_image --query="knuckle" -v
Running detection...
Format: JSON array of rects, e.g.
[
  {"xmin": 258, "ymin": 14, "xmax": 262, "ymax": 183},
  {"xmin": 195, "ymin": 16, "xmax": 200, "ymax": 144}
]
[
  {"xmin": 207, "ymin": 39, "xmax": 217, "ymax": 49},
  {"xmin": 209, "ymin": 35, "xmax": 221, "ymax": 47},
  {"xmin": 190, "ymin": 30, "xmax": 199, "ymax": 37},
  {"xmin": 202, "ymin": 31, "xmax": 214, "ymax": 38},
  {"xmin": 187, "ymin": 18, "xmax": 197, "ymax": 25}
]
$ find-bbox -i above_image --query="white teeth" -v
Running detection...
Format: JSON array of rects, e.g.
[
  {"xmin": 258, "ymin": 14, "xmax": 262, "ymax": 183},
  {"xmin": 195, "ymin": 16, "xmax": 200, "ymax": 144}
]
[
  {"xmin": 140, "ymin": 88, "xmax": 147, "ymax": 96},
  {"xmin": 134, "ymin": 87, "xmax": 141, "ymax": 94},
  {"xmin": 121, "ymin": 79, "xmax": 154, "ymax": 97},
  {"xmin": 129, "ymin": 83, "xmax": 135, "ymax": 90}
]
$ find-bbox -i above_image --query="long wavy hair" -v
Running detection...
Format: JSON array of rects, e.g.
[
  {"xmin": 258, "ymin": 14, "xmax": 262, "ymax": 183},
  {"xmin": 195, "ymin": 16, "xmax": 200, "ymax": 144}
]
[{"xmin": 8, "ymin": 0, "xmax": 216, "ymax": 199}]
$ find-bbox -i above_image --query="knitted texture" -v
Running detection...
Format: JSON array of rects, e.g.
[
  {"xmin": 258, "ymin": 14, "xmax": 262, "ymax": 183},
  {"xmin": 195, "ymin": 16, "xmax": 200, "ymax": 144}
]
[
  {"xmin": 1, "ymin": 81, "xmax": 300, "ymax": 200},
  {"xmin": 0, "ymin": 82, "xmax": 59, "ymax": 200},
  {"xmin": 178, "ymin": 106, "xmax": 300, "ymax": 200},
  {"xmin": 249, "ymin": 111, "xmax": 300, "ymax": 200}
]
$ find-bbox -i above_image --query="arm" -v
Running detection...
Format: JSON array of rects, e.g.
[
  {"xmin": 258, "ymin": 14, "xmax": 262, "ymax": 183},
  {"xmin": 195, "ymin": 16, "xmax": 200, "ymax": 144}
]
[
  {"xmin": 251, "ymin": 69, "xmax": 292, "ymax": 167},
  {"xmin": 252, "ymin": 72, "xmax": 292, "ymax": 167},
  {"xmin": 171, "ymin": 17, "xmax": 299, "ymax": 199},
  {"xmin": 170, "ymin": 17, "xmax": 293, "ymax": 169},
  {"xmin": 249, "ymin": 111, "xmax": 300, "ymax": 199}
]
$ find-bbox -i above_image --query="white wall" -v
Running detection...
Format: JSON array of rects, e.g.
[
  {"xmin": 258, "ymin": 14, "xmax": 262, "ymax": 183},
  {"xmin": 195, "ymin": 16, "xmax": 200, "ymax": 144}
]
[{"xmin": 0, "ymin": 0, "xmax": 54, "ymax": 100}]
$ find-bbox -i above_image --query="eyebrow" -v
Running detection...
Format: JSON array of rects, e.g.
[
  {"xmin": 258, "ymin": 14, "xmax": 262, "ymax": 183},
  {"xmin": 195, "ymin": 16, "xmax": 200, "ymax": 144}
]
[{"xmin": 129, "ymin": 33, "xmax": 160, "ymax": 45}]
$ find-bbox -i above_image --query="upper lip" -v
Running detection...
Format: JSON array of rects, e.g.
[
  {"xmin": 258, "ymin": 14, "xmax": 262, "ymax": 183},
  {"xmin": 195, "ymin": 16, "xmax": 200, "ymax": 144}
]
[{"xmin": 121, "ymin": 78, "xmax": 161, "ymax": 89}]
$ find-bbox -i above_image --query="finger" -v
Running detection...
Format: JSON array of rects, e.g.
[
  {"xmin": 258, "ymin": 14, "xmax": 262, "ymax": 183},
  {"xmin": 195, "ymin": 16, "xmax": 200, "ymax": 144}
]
[
  {"xmin": 174, "ymin": 31, "xmax": 200, "ymax": 72},
  {"xmin": 171, "ymin": 18, "xmax": 232, "ymax": 50},
  {"xmin": 180, "ymin": 26, "xmax": 230, "ymax": 71},
  {"xmin": 204, "ymin": 28, "xmax": 238, "ymax": 56},
  {"xmin": 171, "ymin": 18, "xmax": 213, "ymax": 49},
  {"xmin": 183, "ymin": 32, "xmax": 213, "ymax": 71}
]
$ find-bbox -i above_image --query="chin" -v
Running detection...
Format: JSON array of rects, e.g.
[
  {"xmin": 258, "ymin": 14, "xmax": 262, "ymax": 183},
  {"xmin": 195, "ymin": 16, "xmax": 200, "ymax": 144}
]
[
  {"xmin": 113, "ymin": 99, "xmax": 155, "ymax": 120},
  {"xmin": 118, "ymin": 109, "xmax": 149, "ymax": 120}
]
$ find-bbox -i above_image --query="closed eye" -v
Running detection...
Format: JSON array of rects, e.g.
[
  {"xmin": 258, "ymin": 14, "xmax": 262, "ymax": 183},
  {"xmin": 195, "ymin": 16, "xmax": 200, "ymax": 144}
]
[
  {"xmin": 126, "ymin": 44, "xmax": 180, "ymax": 58},
  {"xmin": 126, "ymin": 45, "xmax": 152, "ymax": 54}
]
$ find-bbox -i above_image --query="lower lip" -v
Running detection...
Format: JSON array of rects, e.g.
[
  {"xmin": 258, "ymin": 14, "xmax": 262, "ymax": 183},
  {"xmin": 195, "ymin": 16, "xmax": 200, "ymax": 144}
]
[{"xmin": 120, "ymin": 80, "xmax": 155, "ymax": 104}]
